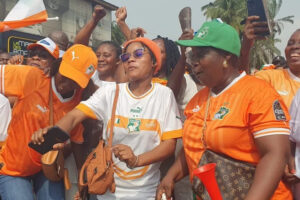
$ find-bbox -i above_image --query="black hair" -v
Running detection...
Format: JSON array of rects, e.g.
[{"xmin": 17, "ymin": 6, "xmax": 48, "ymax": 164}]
[
  {"xmin": 153, "ymin": 36, "xmax": 180, "ymax": 77},
  {"xmin": 98, "ymin": 41, "xmax": 122, "ymax": 58},
  {"xmin": 49, "ymin": 58, "xmax": 62, "ymax": 77}
]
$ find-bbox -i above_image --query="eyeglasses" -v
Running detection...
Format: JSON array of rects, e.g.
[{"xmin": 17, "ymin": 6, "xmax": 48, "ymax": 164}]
[
  {"xmin": 28, "ymin": 50, "xmax": 52, "ymax": 60},
  {"xmin": 120, "ymin": 48, "xmax": 147, "ymax": 62}
]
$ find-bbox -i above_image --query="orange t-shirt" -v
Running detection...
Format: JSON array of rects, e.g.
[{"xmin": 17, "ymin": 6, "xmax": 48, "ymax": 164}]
[
  {"xmin": 183, "ymin": 73, "xmax": 292, "ymax": 200},
  {"xmin": 255, "ymin": 68, "xmax": 300, "ymax": 108},
  {"xmin": 0, "ymin": 65, "xmax": 84, "ymax": 177}
]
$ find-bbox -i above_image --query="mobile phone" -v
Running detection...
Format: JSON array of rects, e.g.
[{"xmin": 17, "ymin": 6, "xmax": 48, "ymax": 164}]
[
  {"xmin": 247, "ymin": 0, "xmax": 272, "ymax": 36},
  {"xmin": 28, "ymin": 126, "xmax": 70, "ymax": 154}
]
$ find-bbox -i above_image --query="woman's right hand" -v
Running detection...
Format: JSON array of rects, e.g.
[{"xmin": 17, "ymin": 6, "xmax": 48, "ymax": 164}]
[{"xmin": 156, "ymin": 175, "xmax": 175, "ymax": 200}]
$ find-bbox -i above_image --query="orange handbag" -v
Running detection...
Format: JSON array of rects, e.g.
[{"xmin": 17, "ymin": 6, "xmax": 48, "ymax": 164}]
[{"xmin": 79, "ymin": 84, "xmax": 119, "ymax": 194}]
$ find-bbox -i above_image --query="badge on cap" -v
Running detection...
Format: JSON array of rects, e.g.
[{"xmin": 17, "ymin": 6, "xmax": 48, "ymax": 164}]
[
  {"xmin": 40, "ymin": 40, "xmax": 50, "ymax": 46},
  {"xmin": 85, "ymin": 65, "xmax": 95, "ymax": 75},
  {"xmin": 197, "ymin": 26, "xmax": 209, "ymax": 39}
]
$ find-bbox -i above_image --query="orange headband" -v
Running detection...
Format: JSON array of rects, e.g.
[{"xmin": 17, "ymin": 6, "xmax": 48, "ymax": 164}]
[{"xmin": 124, "ymin": 37, "xmax": 162, "ymax": 75}]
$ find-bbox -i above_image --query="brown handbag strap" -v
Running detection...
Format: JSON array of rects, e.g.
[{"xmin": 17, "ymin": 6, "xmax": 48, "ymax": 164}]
[
  {"xmin": 107, "ymin": 84, "xmax": 119, "ymax": 147},
  {"xmin": 49, "ymin": 81, "xmax": 53, "ymax": 126},
  {"xmin": 202, "ymin": 89, "xmax": 211, "ymax": 149}
]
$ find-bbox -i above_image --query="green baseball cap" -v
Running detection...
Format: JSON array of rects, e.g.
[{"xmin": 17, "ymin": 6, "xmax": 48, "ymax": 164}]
[{"xmin": 176, "ymin": 19, "xmax": 241, "ymax": 57}]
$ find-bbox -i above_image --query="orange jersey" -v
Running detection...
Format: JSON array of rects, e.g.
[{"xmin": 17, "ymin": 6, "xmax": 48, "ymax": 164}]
[
  {"xmin": 183, "ymin": 73, "xmax": 291, "ymax": 200},
  {"xmin": 152, "ymin": 77, "xmax": 168, "ymax": 86},
  {"xmin": 255, "ymin": 68, "xmax": 300, "ymax": 108},
  {"xmin": 0, "ymin": 65, "xmax": 84, "ymax": 177}
]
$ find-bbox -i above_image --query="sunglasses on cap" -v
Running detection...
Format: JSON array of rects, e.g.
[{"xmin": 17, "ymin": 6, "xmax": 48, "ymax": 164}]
[
  {"xmin": 120, "ymin": 48, "xmax": 148, "ymax": 62},
  {"xmin": 28, "ymin": 49, "xmax": 53, "ymax": 60}
]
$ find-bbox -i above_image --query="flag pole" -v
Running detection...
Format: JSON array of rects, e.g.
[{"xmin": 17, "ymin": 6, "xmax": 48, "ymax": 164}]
[{"xmin": 47, "ymin": 17, "xmax": 59, "ymax": 21}]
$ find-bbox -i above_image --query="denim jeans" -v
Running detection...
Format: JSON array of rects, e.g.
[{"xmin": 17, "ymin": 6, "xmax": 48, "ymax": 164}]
[{"xmin": 0, "ymin": 171, "xmax": 64, "ymax": 200}]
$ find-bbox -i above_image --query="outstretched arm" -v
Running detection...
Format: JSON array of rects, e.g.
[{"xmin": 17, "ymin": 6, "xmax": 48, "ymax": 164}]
[
  {"xmin": 167, "ymin": 29, "xmax": 193, "ymax": 98},
  {"xmin": 239, "ymin": 16, "xmax": 269, "ymax": 74},
  {"xmin": 115, "ymin": 7, "xmax": 131, "ymax": 41},
  {"xmin": 74, "ymin": 5, "xmax": 106, "ymax": 45}
]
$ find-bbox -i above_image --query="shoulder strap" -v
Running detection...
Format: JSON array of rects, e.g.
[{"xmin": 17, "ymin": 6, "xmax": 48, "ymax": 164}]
[
  {"xmin": 107, "ymin": 84, "xmax": 119, "ymax": 147},
  {"xmin": 49, "ymin": 81, "xmax": 53, "ymax": 126}
]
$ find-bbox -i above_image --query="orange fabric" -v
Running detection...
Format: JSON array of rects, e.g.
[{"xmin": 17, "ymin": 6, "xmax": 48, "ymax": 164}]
[
  {"xmin": 152, "ymin": 77, "xmax": 167, "ymax": 86},
  {"xmin": 0, "ymin": 10, "xmax": 47, "ymax": 32},
  {"xmin": 255, "ymin": 69, "xmax": 300, "ymax": 108},
  {"xmin": 59, "ymin": 44, "xmax": 98, "ymax": 88},
  {"xmin": 0, "ymin": 65, "xmax": 84, "ymax": 177},
  {"xmin": 183, "ymin": 75, "xmax": 292, "ymax": 199},
  {"xmin": 124, "ymin": 37, "xmax": 162, "ymax": 75}
]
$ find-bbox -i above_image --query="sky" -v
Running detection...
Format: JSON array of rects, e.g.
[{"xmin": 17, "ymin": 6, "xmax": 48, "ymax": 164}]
[{"xmin": 107, "ymin": 0, "xmax": 300, "ymax": 56}]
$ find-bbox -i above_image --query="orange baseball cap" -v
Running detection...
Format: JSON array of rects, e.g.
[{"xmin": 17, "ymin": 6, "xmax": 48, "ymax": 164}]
[
  {"xmin": 123, "ymin": 37, "xmax": 162, "ymax": 75},
  {"xmin": 27, "ymin": 37, "xmax": 60, "ymax": 59},
  {"xmin": 59, "ymin": 44, "xmax": 97, "ymax": 88}
]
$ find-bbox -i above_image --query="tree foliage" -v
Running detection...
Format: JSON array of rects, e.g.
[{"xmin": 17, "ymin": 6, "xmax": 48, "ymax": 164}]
[
  {"xmin": 111, "ymin": 21, "xmax": 126, "ymax": 47},
  {"xmin": 201, "ymin": 0, "xmax": 294, "ymax": 70}
]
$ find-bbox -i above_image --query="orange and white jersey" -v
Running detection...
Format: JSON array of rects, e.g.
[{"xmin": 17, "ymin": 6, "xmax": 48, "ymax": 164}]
[
  {"xmin": 255, "ymin": 68, "xmax": 300, "ymax": 108},
  {"xmin": 77, "ymin": 83, "xmax": 182, "ymax": 200},
  {"xmin": 183, "ymin": 72, "xmax": 291, "ymax": 200},
  {"xmin": 0, "ymin": 65, "xmax": 83, "ymax": 177}
]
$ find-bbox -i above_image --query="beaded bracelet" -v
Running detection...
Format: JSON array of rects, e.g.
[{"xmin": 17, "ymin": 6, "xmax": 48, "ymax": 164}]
[{"xmin": 127, "ymin": 155, "xmax": 139, "ymax": 169}]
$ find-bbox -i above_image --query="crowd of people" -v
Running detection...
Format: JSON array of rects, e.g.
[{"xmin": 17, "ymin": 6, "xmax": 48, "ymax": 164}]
[{"xmin": 0, "ymin": 4, "xmax": 300, "ymax": 200}]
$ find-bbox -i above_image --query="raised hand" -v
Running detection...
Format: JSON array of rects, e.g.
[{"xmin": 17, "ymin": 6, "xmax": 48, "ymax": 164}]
[
  {"xmin": 130, "ymin": 27, "xmax": 147, "ymax": 39},
  {"xmin": 243, "ymin": 16, "xmax": 269, "ymax": 43},
  {"xmin": 92, "ymin": 5, "xmax": 106, "ymax": 21},
  {"xmin": 115, "ymin": 7, "xmax": 127, "ymax": 23}
]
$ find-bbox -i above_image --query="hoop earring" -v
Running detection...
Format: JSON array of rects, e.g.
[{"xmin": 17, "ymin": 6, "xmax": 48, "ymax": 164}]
[{"xmin": 223, "ymin": 60, "xmax": 228, "ymax": 68}]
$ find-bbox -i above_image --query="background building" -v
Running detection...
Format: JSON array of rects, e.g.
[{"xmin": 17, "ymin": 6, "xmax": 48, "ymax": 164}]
[{"xmin": 0, "ymin": 0, "xmax": 118, "ymax": 55}]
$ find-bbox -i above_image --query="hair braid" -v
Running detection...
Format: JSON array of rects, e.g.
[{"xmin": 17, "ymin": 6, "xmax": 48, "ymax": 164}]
[{"xmin": 155, "ymin": 36, "xmax": 180, "ymax": 77}]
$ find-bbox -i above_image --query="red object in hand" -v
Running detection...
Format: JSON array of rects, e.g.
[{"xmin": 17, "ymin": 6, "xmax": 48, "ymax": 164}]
[{"xmin": 193, "ymin": 163, "xmax": 222, "ymax": 200}]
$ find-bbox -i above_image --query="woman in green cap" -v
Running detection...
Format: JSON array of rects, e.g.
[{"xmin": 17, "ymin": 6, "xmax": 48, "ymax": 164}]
[{"xmin": 156, "ymin": 19, "xmax": 292, "ymax": 200}]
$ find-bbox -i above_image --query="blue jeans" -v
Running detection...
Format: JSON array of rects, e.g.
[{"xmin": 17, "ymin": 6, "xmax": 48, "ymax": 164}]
[{"xmin": 0, "ymin": 171, "xmax": 64, "ymax": 200}]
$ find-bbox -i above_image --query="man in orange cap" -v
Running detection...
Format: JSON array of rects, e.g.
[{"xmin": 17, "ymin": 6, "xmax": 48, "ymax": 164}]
[{"xmin": 0, "ymin": 44, "xmax": 97, "ymax": 200}]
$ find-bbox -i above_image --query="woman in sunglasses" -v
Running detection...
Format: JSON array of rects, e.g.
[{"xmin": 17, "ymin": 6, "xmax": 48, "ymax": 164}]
[{"xmin": 31, "ymin": 37, "xmax": 182, "ymax": 200}]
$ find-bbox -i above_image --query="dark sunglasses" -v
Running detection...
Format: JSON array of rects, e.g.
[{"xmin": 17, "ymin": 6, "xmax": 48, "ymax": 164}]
[
  {"xmin": 120, "ymin": 48, "xmax": 147, "ymax": 62},
  {"xmin": 28, "ymin": 50, "xmax": 52, "ymax": 60}
]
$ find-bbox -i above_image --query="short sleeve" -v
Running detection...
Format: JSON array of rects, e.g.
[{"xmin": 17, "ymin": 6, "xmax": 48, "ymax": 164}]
[
  {"xmin": 0, "ymin": 94, "xmax": 11, "ymax": 141},
  {"xmin": 76, "ymin": 84, "xmax": 116, "ymax": 122},
  {"xmin": 0, "ymin": 65, "xmax": 44, "ymax": 98},
  {"xmin": 161, "ymin": 90, "xmax": 182, "ymax": 140},
  {"xmin": 254, "ymin": 70, "xmax": 272, "ymax": 84},
  {"xmin": 248, "ymin": 84, "xmax": 290, "ymax": 138},
  {"xmin": 290, "ymin": 90, "xmax": 300, "ymax": 143}
]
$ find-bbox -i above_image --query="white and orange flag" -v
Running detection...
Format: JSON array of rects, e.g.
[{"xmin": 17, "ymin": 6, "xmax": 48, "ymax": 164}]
[{"xmin": 0, "ymin": 0, "xmax": 50, "ymax": 32}]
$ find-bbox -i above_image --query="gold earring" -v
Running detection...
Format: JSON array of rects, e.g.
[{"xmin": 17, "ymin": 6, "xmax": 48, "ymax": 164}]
[{"xmin": 223, "ymin": 60, "xmax": 228, "ymax": 68}]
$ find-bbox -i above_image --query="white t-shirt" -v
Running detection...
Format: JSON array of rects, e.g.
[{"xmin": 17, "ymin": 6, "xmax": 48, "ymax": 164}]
[
  {"xmin": 290, "ymin": 89, "xmax": 300, "ymax": 178},
  {"xmin": 0, "ymin": 94, "xmax": 11, "ymax": 141},
  {"xmin": 78, "ymin": 83, "xmax": 182, "ymax": 200}
]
